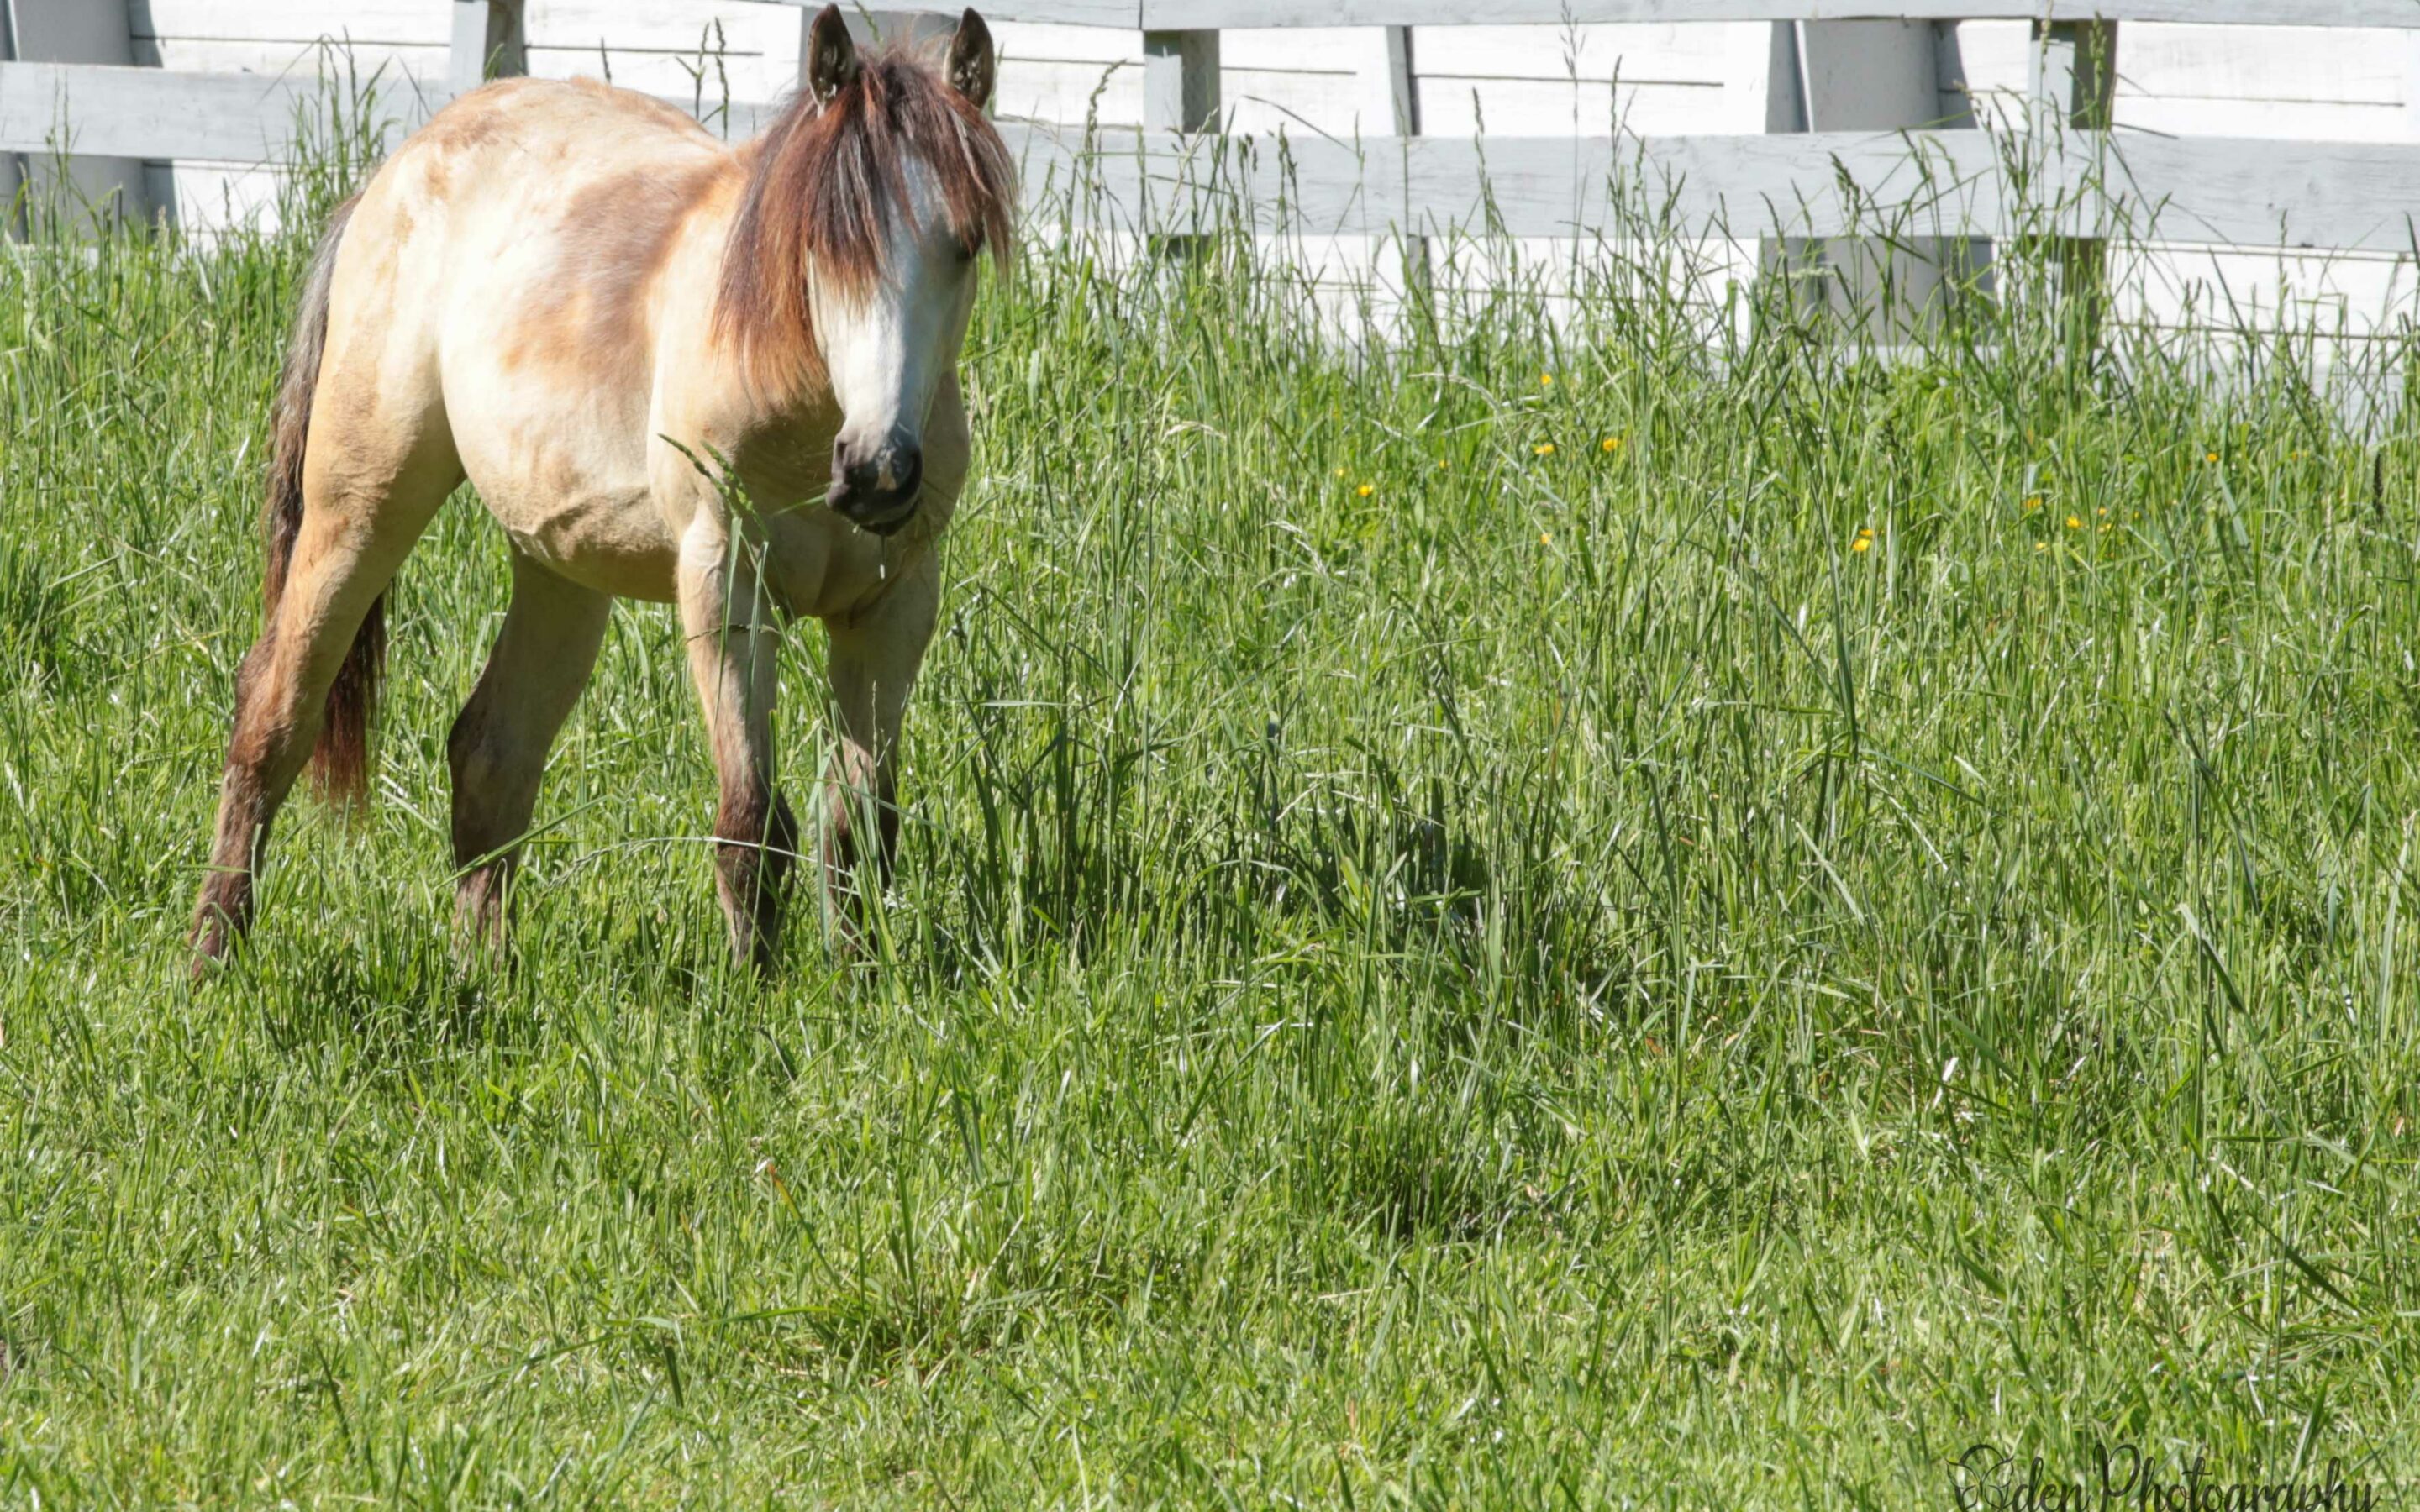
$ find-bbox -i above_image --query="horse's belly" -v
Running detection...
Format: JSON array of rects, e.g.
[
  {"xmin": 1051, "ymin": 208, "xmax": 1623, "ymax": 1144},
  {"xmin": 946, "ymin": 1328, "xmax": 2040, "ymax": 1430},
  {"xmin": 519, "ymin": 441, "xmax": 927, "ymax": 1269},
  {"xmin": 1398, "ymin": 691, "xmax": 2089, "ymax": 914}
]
[{"xmin": 492, "ymin": 484, "xmax": 679, "ymax": 601}]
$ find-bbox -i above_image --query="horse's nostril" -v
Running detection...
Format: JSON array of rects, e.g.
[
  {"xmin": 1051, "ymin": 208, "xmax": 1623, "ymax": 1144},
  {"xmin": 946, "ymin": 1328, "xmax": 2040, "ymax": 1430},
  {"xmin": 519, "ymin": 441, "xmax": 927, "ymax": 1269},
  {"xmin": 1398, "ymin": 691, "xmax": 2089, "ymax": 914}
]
[{"xmin": 829, "ymin": 437, "xmax": 922, "ymax": 525}]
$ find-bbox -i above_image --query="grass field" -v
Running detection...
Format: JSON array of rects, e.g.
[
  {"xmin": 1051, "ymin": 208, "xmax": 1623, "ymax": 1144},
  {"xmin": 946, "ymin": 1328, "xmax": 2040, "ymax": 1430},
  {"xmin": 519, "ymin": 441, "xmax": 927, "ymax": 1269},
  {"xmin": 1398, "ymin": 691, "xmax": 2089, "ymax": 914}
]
[{"xmin": 3, "ymin": 148, "xmax": 2418, "ymax": 1504}]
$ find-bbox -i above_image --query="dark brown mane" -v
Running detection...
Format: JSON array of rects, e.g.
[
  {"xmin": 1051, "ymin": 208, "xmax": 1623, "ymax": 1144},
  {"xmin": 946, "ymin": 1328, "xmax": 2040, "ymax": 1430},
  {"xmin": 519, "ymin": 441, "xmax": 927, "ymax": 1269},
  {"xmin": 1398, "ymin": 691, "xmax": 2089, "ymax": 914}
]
[{"xmin": 715, "ymin": 45, "xmax": 1014, "ymax": 394}]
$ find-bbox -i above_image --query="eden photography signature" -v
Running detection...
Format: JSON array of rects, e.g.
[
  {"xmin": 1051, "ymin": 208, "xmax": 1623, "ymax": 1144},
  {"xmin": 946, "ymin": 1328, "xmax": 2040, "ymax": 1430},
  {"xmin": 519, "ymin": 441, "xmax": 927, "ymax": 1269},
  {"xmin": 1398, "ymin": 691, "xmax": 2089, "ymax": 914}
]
[{"xmin": 1951, "ymin": 1443, "xmax": 2380, "ymax": 1512}]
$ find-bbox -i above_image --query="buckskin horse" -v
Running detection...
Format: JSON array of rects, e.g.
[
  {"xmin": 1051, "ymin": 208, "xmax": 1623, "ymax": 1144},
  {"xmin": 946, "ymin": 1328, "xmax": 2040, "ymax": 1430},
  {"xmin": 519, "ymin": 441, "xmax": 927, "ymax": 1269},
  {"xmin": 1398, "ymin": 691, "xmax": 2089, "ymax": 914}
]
[{"xmin": 190, "ymin": 6, "xmax": 1012, "ymax": 974}]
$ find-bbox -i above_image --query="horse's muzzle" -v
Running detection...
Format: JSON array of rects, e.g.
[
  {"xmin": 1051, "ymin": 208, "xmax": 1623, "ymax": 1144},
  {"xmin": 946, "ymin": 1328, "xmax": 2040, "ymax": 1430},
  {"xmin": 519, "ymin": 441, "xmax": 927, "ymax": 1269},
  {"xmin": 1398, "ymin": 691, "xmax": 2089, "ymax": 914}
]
[{"xmin": 829, "ymin": 434, "xmax": 923, "ymax": 536}]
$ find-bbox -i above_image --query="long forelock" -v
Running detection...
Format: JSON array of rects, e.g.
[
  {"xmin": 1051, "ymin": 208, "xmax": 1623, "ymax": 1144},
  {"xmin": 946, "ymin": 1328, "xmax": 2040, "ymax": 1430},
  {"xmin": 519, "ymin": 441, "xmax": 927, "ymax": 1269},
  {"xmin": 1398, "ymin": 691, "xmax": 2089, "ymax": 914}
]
[{"xmin": 714, "ymin": 46, "xmax": 1015, "ymax": 393}]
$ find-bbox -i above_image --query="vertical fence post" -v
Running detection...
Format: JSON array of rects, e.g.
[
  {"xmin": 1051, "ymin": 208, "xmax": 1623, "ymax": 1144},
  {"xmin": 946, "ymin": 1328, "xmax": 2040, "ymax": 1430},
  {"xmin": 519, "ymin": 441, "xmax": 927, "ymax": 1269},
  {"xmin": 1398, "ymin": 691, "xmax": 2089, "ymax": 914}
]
[
  {"xmin": 1360, "ymin": 25, "xmax": 1425, "ymax": 314},
  {"xmin": 1786, "ymin": 18, "xmax": 1966, "ymax": 333},
  {"xmin": 1144, "ymin": 27, "xmax": 1219, "ymax": 254},
  {"xmin": 450, "ymin": 0, "xmax": 528, "ymax": 95},
  {"xmin": 2028, "ymin": 20, "xmax": 2117, "ymax": 349},
  {"xmin": 1144, "ymin": 29, "xmax": 1219, "ymax": 134},
  {"xmin": 2, "ymin": 0, "xmax": 149, "ymax": 233}
]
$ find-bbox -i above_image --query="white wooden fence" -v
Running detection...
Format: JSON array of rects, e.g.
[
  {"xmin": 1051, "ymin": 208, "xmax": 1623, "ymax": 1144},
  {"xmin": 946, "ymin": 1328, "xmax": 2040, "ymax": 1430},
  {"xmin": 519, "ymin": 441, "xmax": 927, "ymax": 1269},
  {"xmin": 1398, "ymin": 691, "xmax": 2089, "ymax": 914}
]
[{"xmin": 3, "ymin": 2, "xmax": 2418, "ymax": 316}]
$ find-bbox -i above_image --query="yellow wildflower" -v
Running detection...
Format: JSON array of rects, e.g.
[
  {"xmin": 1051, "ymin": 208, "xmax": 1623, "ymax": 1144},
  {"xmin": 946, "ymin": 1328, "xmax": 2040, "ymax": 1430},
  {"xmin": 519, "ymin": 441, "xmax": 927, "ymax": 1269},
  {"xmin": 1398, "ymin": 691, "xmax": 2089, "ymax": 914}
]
[
  {"xmin": 1334, "ymin": 465, "xmax": 1348, "ymax": 478},
  {"xmin": 1602, "ymin": 437, "xmax": 1623, "ymax": 454},
  {"xmin": 2205, "ymin": 450, "xmax": 2219, "ymax": 463},
  {"xmin": 2066, "ymin": 515, "xmax": 2083, "ymax": 530},
  {"xmin": 2023, "ymin": 496, "xmax": 2042, "ymax": 511},
  {"xmin": 1356, "ymin": 483, "xmax": 1375, "ymax": 498},
  {"xmin": 1534, "ymin": 442, "xmax": 1557, "ymax": 457},
  {"xmin": 1540, "ymin": 373, "xmax": 1555, "ymax": 386}
]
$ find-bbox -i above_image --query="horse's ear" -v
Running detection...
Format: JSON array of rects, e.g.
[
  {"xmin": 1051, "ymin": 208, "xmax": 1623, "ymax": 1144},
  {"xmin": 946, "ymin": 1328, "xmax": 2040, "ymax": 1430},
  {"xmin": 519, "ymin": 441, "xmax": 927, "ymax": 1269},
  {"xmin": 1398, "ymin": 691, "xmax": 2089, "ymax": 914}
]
[
  {"xmin": 806, "ymin": 4, "xmax": 859, "ymax": 107},
  {"xmin": 946, "ymin": 9, "xmax": 996, "ymax": 111}
]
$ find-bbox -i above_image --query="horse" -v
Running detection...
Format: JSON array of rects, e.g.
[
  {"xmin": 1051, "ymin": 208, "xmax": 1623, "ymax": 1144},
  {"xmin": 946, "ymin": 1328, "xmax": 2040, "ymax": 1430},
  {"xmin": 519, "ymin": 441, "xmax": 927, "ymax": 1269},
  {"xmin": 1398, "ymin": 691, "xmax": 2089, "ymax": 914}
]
[{"xmin": 188, "ymin": 5, "xmax": 1013, "ymax": 975}]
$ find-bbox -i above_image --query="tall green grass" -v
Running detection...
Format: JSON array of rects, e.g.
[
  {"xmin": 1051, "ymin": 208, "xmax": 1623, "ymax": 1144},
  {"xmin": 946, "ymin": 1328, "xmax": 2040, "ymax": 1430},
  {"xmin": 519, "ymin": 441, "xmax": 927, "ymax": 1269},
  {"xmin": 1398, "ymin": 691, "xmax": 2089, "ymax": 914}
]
[{"xmin": 2, "ymin": 110, "xmax": 2417, "ymax": 1504}]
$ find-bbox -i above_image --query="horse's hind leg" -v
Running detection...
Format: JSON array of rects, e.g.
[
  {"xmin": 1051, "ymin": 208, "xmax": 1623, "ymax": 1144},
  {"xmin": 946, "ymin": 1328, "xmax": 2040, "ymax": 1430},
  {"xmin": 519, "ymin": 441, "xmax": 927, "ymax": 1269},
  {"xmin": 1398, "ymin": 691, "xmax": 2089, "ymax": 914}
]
[
  {"xmin": 447, "ymin": 550, "xmax": 611, "ymax": 953},
  {"xmin": 190, "ymin": 432, "xmax": 458, "ymax": 972}
]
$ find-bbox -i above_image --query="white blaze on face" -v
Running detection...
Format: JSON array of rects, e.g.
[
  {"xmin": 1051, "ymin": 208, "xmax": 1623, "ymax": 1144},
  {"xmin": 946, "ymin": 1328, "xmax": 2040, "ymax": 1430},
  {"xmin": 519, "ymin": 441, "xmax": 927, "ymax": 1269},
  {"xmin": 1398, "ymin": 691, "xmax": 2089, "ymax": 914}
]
[{"xmin": 808, "ymin": 158, "xmax": 976, "ymax": 491}]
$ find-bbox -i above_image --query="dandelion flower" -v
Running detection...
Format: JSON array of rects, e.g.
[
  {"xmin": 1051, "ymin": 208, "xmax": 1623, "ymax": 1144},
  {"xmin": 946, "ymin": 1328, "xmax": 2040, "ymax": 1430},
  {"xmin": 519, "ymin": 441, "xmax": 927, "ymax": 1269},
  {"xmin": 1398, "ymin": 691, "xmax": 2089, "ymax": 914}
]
[
  {"xmin": 2205, "ymin": 450, "xmax": 2219, "ymax": 463},
  {"xmin": 1539, "ymin": 531, "xmax": 1552, "ymax": 543},
  {"xmin": 2066, "ymin": 515, "xmax": 2083, "ymax": 530},
  {"xmin": 1602, "ymin": 436, "xmax": 1623, "ymax": 453},
  {"xmin": 1540, "ymin": 373, "xmax": 1555, "ymax": 386},
  {"xmin": 1850, "ymin": 535, "xmax": 1872, "ymax": 554},
  {"xmin": 1534, "ymin": 442, "xmax": 1557, "ymax": 457},
  {"xmin": 1356, "ymin": 482, "xmax": 1375, "ymax": 498}
]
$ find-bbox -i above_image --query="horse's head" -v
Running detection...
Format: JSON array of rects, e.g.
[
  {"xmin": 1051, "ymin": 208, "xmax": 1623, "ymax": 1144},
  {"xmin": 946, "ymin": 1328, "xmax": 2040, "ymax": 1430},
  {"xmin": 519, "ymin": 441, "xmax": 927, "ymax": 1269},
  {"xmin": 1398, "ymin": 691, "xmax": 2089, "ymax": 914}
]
[{"xmin": 718, "ymin": 7, "xmax": 1011, "ymax": 537}]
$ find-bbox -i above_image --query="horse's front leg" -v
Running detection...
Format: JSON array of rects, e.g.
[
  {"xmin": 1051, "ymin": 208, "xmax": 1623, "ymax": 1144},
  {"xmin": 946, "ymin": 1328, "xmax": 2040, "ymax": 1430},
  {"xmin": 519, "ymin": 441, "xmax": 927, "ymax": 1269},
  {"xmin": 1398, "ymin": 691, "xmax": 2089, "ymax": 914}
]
[
  {"xmin": 677, "ymin": 520, "xmax": 796, "ymax": 971},
  {"xmin": 820, "ymin": 553, "xmax": 939, "ymax": 934}
]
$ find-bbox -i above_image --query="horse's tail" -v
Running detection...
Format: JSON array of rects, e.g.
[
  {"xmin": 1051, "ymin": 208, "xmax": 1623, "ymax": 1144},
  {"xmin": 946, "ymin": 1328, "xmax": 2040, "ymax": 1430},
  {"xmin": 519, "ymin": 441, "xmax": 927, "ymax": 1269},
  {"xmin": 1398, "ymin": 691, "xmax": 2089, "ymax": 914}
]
[{"xmin": 260, "ymin": 193, "xmax": 379, "ymax": 809}]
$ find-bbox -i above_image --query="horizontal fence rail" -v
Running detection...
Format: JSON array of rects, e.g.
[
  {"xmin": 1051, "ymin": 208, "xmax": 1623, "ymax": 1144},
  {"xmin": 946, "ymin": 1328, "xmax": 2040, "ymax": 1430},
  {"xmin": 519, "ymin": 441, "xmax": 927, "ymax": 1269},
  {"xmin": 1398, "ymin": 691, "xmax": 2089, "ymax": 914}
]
[
  {"xmin": 744, "ymin": 0, "xmax": 2420, "ymax": 27},
  {"xmin": 5, "ymin": 0, "xmax": 2420, "ymax": 323},
  {"xmin": 6, "ymin": 69, "xmax": 2417, "ymax": 254},
  {"xmin": 1029, "ymin": 129, "xmax": 2420, "ymax": 253}
]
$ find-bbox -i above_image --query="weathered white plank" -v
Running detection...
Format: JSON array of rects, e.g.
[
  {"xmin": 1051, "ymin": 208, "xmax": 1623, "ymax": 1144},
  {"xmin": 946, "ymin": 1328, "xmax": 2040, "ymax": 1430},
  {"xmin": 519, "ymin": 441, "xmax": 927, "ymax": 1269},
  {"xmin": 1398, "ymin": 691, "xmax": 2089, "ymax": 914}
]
[
  {"xmin": 0, "ymin": 61, "xmax": 434, "ymax": 160},
  {"xmin": 1218, "ymin": 26, "xmax": 1378, "ymax": 70},
  {"xmin": 990, "ymin": 57, "xmax": 1145, "ymax": 126},
  {"xmin": 17, "ymin": 56, "xmax": 2420, "ymax": 257},
  {"xmin": 1220, "ymin": 66, "xmax": 1365, "ymax": 135},
  {"xmin": 2122, "ymin": 23, "xmax": 2407, "ymax": 105},
  {"xmin": 144, "ymin": 159, "xmax": 284, "ymax": 230},
  {"xmin": 522, "ymin": 0, "xmax": 806, "ymax": 56},
  {"xmin": 129, "ymin": 1, "xmax": 450, "ymax": 45},
  {"xmin": 2119, "ymin": 95, "xmax": 2410, "ymax": 143},
  {"xmin": 523, "ymin": 45, "xmax": 795, "ymax": 102},
  {"xmin": 2112, "ymin": 244, "xmax": 2420, "ymax": 336},
  {"xmin": 133, "ymin": 37, "xmax": 450, "ymax": 80},
  {"xmin": 997, "ymin": 123, "xmax": 2420, "ymax": 252},
  {"xmin": 1946, "ymin": 19, "xmax": 2028, "ymax": 104},
  {"xmin": 753, "ymin": 0, "xmax": 1142, "ymax": 23},
  {"xmin": 1139, "ymin": 1, "xmax": 2420, "ymax": 29},
  {"xmin": 1413, "ymin": 77, "xmax": 1731, "ymax": 136},
  {"xmin": 993, "ymin": 21, "xmax": 1143, "ymax": 65},
  {"xmin": 1397, "ymin": 24, "xmax": 1749, "ymax": 85}
]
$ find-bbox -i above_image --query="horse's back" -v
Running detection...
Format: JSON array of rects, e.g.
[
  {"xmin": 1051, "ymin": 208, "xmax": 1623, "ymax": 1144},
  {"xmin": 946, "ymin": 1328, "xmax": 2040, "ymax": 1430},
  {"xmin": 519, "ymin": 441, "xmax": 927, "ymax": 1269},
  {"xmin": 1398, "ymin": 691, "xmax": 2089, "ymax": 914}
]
[{"xmin": 319, "ymin": 78, "xmax": 744, "ymax": 600}]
